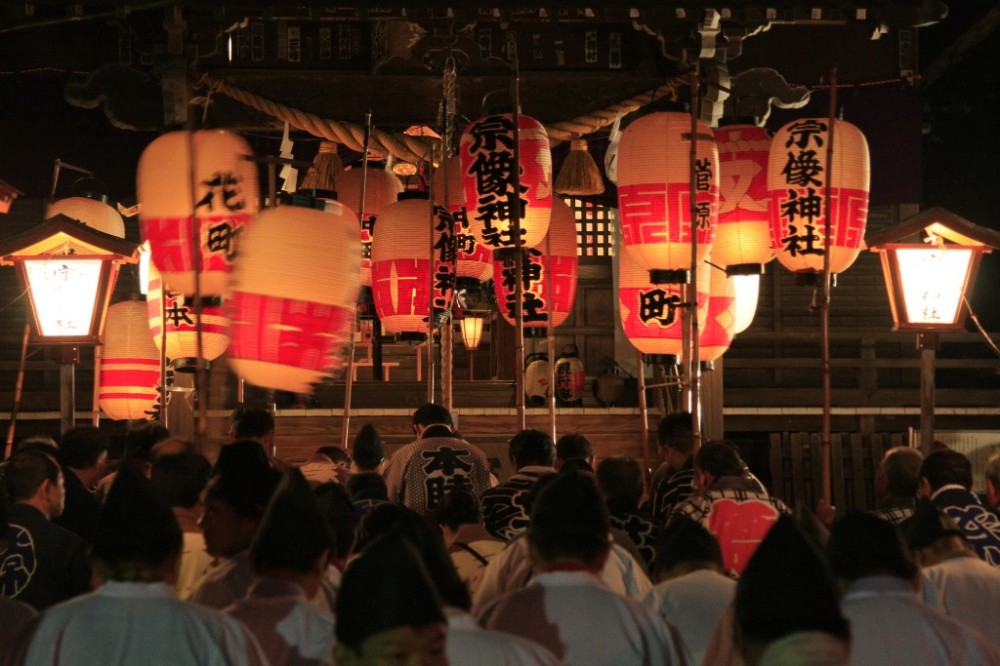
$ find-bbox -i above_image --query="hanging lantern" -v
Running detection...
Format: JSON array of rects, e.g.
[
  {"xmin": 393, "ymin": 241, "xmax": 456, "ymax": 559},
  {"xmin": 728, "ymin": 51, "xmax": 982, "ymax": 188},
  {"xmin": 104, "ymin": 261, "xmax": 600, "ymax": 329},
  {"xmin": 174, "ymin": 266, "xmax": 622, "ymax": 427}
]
[
  {"xmin": 459, "ymin": 315, "xmax": 485, "ymax": 350},
  {"xmin": 767, "ymin": 117, "xmax": 870, "ymax": 276},
  {"xmin": 371, "ymin": 192, "xmax": 456, "ymax": 335},
  {"xmin": 433, "ymin": 155, "xmax": 493, "ymax": 282},
  {"xmin": 732, "ymin": 273, "xmax": 760, "ymax": 335},
  {"xmin": 99, "ymin": 300, "xmax": 162, "ymax": 421},
  {"xmin": 46, "ymin": 196, "xmax": 126, "ymax": 239},
  {"xmin": 492, "ymin": 196, "xmax": 577, "ymax": 330},
  {"xmin": 137, "ymin": 130, "xmax": 259, "ymax": 297},
  {"xmin": 460, "ymin": 113, "xmax": 552, "ymax": 252},
  {"xmin": 227, "ymin": 199, "xmax": 361, "ymax": 393},
  {"xmin": 336, "ymin": 162, "xmax": 403, "ymax": 287},
  {"xmin": 700, "ymin": 265, "xmax": 736, "ymax": 363},
  {"xmin": 618, "ymin": 245, "xmax": 709, "ymax": 358},
  {"xmin": 713, "ymin": 125, "xmax": 774, "ymax": 271},
  {"xmin": 146, "ymin": 261, "xmax": 230, "ymax": 369},
  {"xmin": 617, "ymin": 112, "xmax": 719, "ymax": 281}
]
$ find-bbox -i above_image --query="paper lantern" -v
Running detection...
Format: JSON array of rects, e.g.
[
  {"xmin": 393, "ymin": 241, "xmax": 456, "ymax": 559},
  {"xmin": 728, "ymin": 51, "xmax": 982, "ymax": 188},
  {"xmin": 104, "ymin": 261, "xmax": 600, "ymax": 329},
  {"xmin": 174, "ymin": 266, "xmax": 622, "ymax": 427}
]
[
  {"xmin": 619, "ymin": 245, "xmax": 709, "ymax": 358},
  {"xmin": 700, "ymin": 266, "xmax": 736, "ymax": 363},
  {"xmin": 617, "ymin": 112, "xmax": 719, "ymax": 278},
  {"xmin": 732, "ymin": 274, "xmax": 760, "ymax": 335},
  {"xmin": 433, "ymin": 155, "xmax": 493, "ymax": 282},
  {"xmin": 146, "ymin": 261, "xmax": 230, "ymax": 368},
  {"xmin": 493, "ymin": 196, "xmax": 577, "ymax": 329},
  {"xmin": 227, "ymin": 200, "xmax": 361, "ymax": 393},
  {"xmin": 713, "ymin": 125, "xmax": 774, "ymax": 269},
  {"xmin": 46, "ymin": 196, "xmax": 125, "ymax": 239},
  {"xmin": 767, "ymin": 117, "xmax": 870, "ymax": 275},
  {"xmin": 137, "ymin": 130, "xmax": 259, "ymax": 296},
  {"xmin": 460, "ymin": 113, "xmax": 552, "ymax": 251},
  {"xmin": 99, "ymin": 300, "xmax": 161, "ymax": 421},
  {"xmin": 336, "ymin": 163, "xmax": 403, "ymax": 286},
  {"xmin": 371, "ymin": 193, "xmax": 456, "ymax": 334}
]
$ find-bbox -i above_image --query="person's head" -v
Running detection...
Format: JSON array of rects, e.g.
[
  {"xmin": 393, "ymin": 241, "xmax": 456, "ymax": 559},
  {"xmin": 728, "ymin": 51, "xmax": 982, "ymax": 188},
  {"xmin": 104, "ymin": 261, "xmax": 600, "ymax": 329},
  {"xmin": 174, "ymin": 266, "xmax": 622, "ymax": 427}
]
[
  {"xmin": 918, "ymin": 449, "xmax": 973, "ymax": 495},
  {"xmin": 554, "ymin": 432, "xmax": 594, "ymax": 470},
  {"xmin": 200, "ymin": 463, "xmax": 280, "ymax": 559},
  {"xmin": 826, "ymin": 511, "xmax": 918, "ymax": 592},
  {"xmin": 11, "ymin": 434, "xmax": 59, "ymax": 458},
  {"xmin": 124, "ymin": 420, "xmax": 171, "ymax": 470},
  {"xmin": 434, "ymin": 485, "xmax": 483, "ymax": 542},
  {"xmin": 528, "ymin": 471, "xmax": 610, "ymax": 571},
  {"xmin": 230, "ymin": 407, "xmax": 276, "ymax": 454},
  {"xmin": 652, "ymin": 516, "xmax": 724, "ymax": 582},
  {"xmin": 314, "ymin": 481, "xmax": 357, "ymax": 561},
  {"xmin": 57, "ymin": 426, "xmax": 109, "ymax": 487},
  {"xmin": 3, "ymin": 450, "xmax": 65, "ymax": 519},
  {"xmin": 150, "ymin": 451, "xmax": 212, "ymax": 510},
  {"xmin": 509, "ymin": 429, "xmax": 555, "ymax": 469},
  {"xmin": 412, "ymin": 403, "xmax": 453, "ymax": 438},
  {"xmin": 317, "ymin": 445, "xmax": 352, "ymax": 469},
  {"xmin": 92, "ymin": 461, "xmax": 182, "ymax": 584},
  {"xmin": 347, "ymin": 472, "xmax": 389, "ymax": 504},
  {"xmin": 694, "ymin": 441, "xmax": 745, "ymax": 491},
  {"xmin": 352, "ymin": 424, "xmax": 385, "ymax": 472},
  {"xmin": 657, "ymin": 411, "xmax": 695, "ymax": 468},
  {"xmin": 335, "ymin": 533, "xmax": 447, "ymax": 666},
  {"xmin": 984, "ymin": 451, "xmax": 1000, "ymax": 509},
  {"xmin": 904, "ymin": 498, "xmax": 970, "ymax": 566},
  {"xmin": 151, "ymin": 437, "xmax": 197, "ymax": 460},
  {"xmin": 595, "ymin": 456, "xmax": 644, "ymax": 510},
  {"xmin": 875, "ymin": 446, "xmax": 923, "ymax": 503}
]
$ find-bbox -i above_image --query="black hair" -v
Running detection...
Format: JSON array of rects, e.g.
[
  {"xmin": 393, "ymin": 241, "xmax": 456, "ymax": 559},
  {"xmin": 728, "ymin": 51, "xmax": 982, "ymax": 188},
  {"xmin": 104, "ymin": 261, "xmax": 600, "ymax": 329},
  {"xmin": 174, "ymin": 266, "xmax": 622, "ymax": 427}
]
[
  {"xmin": 10, "ymin": 435, "xmax": 59, "ymax": 459},
  {"xmin": 231, "ymin": 408, "xmax": 275, "ymax": 440},
  {"xmin": 827, "ymin": 511, "xmax": 918, "ymax": 583},
  {"xmin": 435, "ymin": 485, "xmax": 483, "ymax": 531},
  {"xmin": 555, "ymin": 432, "xmax": 593, "ymax": 462},
  {"xmin": 124, "ymin": 420, "xmax": 170, "ymax": 463},
  {"xmin": 150, "ymin": 452, "xmax": 212, "ymax": 509},
  {"xmin": 3, "ymin": 450, "xmax": 61, "ymax": 502},
  {"xmin": 881, "ymin": 446, "xmax": 923, "ymax": 497},
  {"xmin": 657, "ymin": 411, "xmax": 694, "ymax": 454},
  {"xmin": 251, "ymin": 470, "xmax": 334, "ymax": 575},
  {"xmin": 346, "ymin": 472, "xmax": 389, "ymax": 503},
  {"xmin": 653, "ymin": 516, "xmax": 724, "ymax": 578},
  {"xmin": 317, "ymin": 446, "xmax": 351, "ymax": 466},
  {"xmin": 412, "ymin": 403, "xmax": 453, "ymax": 429},
  {"xmin": 58, "ymin": 426, "xmax": 108, "ymax": 470},
  {"xmin": 529, "ymin": 471, "xmax": 610, "ymax": 567},
  {"xmin": 595, "ymin": 457, "xmax": 644, "ymax": 506},
  {"xmin": 919, "ymin": 449, "xmax": 973, "ymax": 491},
  {"xmin": 509, "ymin": 429, "xmax": 555, "ymax": 468},
  {"xmin": 352, "ymin": 424, "xmax": 385, "ymax": 471},
  {"xmin": 694, "ymin": 441, "xmax": 745, "ymax": 478},
  {"xmin": 314, "ymin": 481, "xmax": 356, "ymax": 560},
  {"xmin": 205, "ymin": 460, "xmax": 280, "ymax": 521}
]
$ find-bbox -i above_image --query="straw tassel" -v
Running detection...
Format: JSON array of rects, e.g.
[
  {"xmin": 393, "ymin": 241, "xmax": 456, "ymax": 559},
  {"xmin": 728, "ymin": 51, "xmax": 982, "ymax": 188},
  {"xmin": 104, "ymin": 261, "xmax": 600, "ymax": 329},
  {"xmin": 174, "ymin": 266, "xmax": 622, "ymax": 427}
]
[
  {"xmin": 299, "ymin": 141, "xmax": 343, "ymax": 190},
  {"xmin": 555, "ymin": 139, "xmax": 605, "ymax": 196}
]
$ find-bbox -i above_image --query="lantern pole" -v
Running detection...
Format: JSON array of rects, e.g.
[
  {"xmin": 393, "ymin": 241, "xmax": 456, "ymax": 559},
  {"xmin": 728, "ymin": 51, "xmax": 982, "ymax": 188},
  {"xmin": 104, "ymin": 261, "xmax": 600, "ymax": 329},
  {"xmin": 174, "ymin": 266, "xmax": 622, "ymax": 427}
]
[
  {"xmin": 637, "ymin": 350, "xmax": 651, "ymax": 488},
  {"xmin": 510, "ymin": 52, "xmax": 527, "ymax": 432},
  {"xmin": 342, "ymin": 111, "xmax": 373, "ymax": 448},
  {"xmin": 91, "ymin": 344, "xmax": 101, "ymax": 427},
  {"xmin": 687, "ymin": 64, "xmax": 703, "ymax": 446},
  {"xmin": 439, "ymin": 98, "xmax": 455, "ymax": 412},
  {"xmin": 545, "ymin": 203, "xmax": 557, "ymax": 442},
  {"xmin": 182, "ymin": 130, "xmax": 208, "ymax": 449},
  {"xmin": 819, "ymin": 67, "xmax": 838, "ymax": 507},
  {"xmin": 4, "ymin": 322, "xmax": 30, "ymax": 459},
  {"xmin": 427, "ymin": 160, "xmax": 438, "ymax": 406}
]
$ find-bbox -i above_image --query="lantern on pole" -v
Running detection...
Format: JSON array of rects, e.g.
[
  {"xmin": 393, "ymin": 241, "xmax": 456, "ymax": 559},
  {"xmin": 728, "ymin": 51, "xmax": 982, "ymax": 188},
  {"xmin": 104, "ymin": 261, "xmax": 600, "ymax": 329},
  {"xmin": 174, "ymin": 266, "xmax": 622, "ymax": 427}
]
[
  {"xmin": 700, "ymin": 265, "xmax": 736, "ymax": 363},
  {"xmin": 767, "ymin": 117, "xmax": 870, "ymax": 277},
  {"xmin": 617, "ymin": 111, "xmax": 719, "ymax": 281},
  {"xmin": 433, "ymin": 155, "xmax": 493, "ymax": 282},
  {"xmin": 137, "ymin": 130, "xmax": 259, "ymax": 296},
  {"xmin": 731, "ymin": 274, "xmax": 761, "ymax": 335},
  {"xmin": 227, "ymin": 198, "xmax": 361, "ymax": 393},
  {"xmin": 371, "ymin": 192, "xmax": 456, "ymax": 335},
  {"xmin": 492, "ymin": 196, "xmax": 577, "ymax": 330},
  {"xmin": 336, "ymin": 162, "xmax": 403, "ymax": 287},
  {"xmin": 460, "ymin": 113, "xmax": 552, "ymax": 252},
  {"xmin": 713, "ymin": 124, "xmax": 774, "ymax": 272},
  {"xmin": 99, "ymin": 300, "xmax": 162, "ymax": 421},
  {"xmin": 146, "ymin": 261, "xmax": 230, "ymax": 369}
]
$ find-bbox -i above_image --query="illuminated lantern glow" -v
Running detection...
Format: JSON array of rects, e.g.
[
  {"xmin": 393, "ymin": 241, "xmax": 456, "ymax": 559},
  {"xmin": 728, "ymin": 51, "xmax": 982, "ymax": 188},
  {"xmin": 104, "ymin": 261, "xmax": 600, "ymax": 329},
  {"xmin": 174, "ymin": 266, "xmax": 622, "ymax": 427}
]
[
  {"xmin": 732, "ymin": 273, "xmax": 760, "ymax": 335},
  {"xmin": 146, "ymin": 261, "xmax": 230, "ymax": 367},
  {"xmin": 767, "ymin": 117, "xmax": 870, "ymax": 275},
  {"xmin": 137, "ymin": 130, "xmax": 260, "ymax": 296},
  {"xmin": 460, "ymin": 113, "xmax": 552, "ymax": 252},
  {"xmin": 713, "ymin": 125, "xmax": 774, "ymax": 270},
  {"xmin": 617, "ymin": 112, "xmax": 719, "ymax": 277},
  {"xmin": 433, "ymin": 155, "xmax": 493, "ymax": 282},
  {"xmin": 371, "ymin": 192, "xmax": 456, "ymax": 334},
  {"xmin": 459, "ymin": 315, "xmax": 484, "ymax": 350},
  {"xmin": 227, "ymin": 200, "xmax": 361, "ymax": 393},
  {"xmin": 336, "ymin": 163, "xmax": 403, "ymax": 286},
  {"xmin": 46, "ymin": 196, "xmax": 126, "ymax": 239},
  {"xmin": 700, "ymin": 265, "xmax": 736, "ymax": 363},
  {"xmin": 99, "ymin": 300, "xmax": 162, "ymax": 421},
  {"xmin": 492, "ymin": 196, "xmax": 578, "ymax": 329},
  {"xmin": 618, "ymin": 245, "xmax": 709, "ymax": 358}
]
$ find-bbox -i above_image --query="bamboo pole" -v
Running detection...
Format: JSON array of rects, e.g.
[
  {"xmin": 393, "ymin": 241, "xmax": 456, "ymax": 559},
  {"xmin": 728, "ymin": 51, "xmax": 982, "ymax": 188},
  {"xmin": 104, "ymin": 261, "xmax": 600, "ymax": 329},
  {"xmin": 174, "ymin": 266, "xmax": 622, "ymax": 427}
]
[
  {"xmin": 545, "ymin": 202, "xmax": 557, "ymax": 441},
  {"xmin": 4, "ymin": 322, "xmax": 30, "ymax": 459},
  {"xmin": 160, "ymin": 273, "xmax": 170, "ymax": 428},
  {"xmin": 636, "ymin": 350, "xmax": 651, "ymax": 488},
  {"xmin": 511, "ymin": 55, "xmax": 527, "ymax": 432},
  {"xmin": 820, "ymin": 67, "xmax": 838, "ymax": 506},
  {"xmin": 687, "ymin": 65, "xmax": 702, "ymax": 447},
  {"xmin": 184, "ymin": 130, "xmax": 208, "ymax": 448},
  {"xmin": 91, "ymin": 344, "xmax": 101, "ymax": 427},
  {"xmin": 427, "ymin": 158, "xmax": 437, "ymax": 406}
]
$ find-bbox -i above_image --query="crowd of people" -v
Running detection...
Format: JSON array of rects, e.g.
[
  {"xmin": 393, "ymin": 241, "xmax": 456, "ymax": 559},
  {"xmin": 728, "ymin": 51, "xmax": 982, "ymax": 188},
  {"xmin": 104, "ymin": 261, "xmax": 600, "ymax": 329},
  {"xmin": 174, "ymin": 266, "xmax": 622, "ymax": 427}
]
[{"xmin": 1, "ymin": 404, "xmax": 999, "ymax": 665}]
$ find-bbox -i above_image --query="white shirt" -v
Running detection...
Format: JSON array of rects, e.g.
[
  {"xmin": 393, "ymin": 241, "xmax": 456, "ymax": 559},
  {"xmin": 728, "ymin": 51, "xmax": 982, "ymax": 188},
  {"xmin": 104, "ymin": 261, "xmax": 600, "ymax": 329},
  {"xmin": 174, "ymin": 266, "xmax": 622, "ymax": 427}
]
[
  {"xmin": 447, "ymin": 611, "xmax": 560, "ymax": 665},
  {"xmin": 643, "ymin": 569, "xmax": 736, "ymax": 665},
  {"xmin": 188, "ymin": 549, "xmax": 254, "ymax": 610},
  {"xmin": 921, "ymin": 554, "xmax": 1000, "ymax": 649}
]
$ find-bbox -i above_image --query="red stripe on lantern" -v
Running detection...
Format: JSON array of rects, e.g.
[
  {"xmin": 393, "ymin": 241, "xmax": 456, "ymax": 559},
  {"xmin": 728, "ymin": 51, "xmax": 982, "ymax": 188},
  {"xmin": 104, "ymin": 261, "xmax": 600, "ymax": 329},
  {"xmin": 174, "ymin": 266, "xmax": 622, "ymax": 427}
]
[
  {"xmin": 336, "ymin": 165, "xmax": 404, "ymax": 287},
  {"xmin": 99, "ymin": 301, "xmax": 162, "ymax": 421},
  {"xmin": 700, "ymin": 265, "xmax": 736, "ymax": 363},
  {"xmin": 713, "ymin": 125, "xmax": 774, "ymax": 269}
]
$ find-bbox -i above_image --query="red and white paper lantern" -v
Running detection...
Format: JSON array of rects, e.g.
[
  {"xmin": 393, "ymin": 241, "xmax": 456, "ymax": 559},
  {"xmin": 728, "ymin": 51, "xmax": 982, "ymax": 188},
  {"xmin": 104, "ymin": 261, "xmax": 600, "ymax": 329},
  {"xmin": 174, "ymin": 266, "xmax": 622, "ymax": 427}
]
[
  {"xmin": 99, "ymin": 300, "xmax": 161, "ymax": 421},
  {"xmin": 371, "ymin": 193, "xmax": 456, "ymax": 334},
  {"xmin": 493, "ymin": 196, "xmax": 578, "ymax": 330},
  {"xmin": 146, "ymin": 261, "xmax": 230, "ymax": 366},
  {"xmin": 46, "ymin": 196, "xmax": 126, "ymax": 239},
  {"xmin": 460, "ymin": 113, "xmax": 552, "ymax": 252},
  {"xmin": 227, "ymin": 200, "xmax": 361, "ymax": 393},
  {"xmin": 713, "ymin": 125, "xmax": 774, "ymax": 270},
  {"xmin": 617, "ymin": 112, "xmax": 719, "ymax": 276},
  {"xmin": 700, "ymin": 265, "xmax": 737, "ymax": 363},
  {"xmin": 433, "ymin": 155, "xmax": 493, "ymax": 282},
  {"xmin": 767, "ymin": 117, "xmax": 870, "ymax": 275},
  {"xmin": 137, "ymin": 130, "xmax": 259, "ymax": 297},
  {"xmin": 336, "ymin": 163, "xmax": 403, "ymax": 286}
]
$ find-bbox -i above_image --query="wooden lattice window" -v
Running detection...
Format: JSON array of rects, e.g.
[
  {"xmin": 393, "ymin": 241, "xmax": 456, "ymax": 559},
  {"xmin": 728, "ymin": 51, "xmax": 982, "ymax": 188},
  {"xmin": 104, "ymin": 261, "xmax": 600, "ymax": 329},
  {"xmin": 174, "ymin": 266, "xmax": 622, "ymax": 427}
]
[{"xmin": 563, "ymin": 197, "xmax": 615, "ymax": 257}]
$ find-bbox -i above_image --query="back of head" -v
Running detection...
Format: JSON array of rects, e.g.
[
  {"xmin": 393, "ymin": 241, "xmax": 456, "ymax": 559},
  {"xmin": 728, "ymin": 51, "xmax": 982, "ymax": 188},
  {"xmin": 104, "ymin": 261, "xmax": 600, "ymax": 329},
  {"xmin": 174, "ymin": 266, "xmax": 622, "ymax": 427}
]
[
  {"xmin": 595, "ymin": 456, "xmax": 643, "ymax": 506},
  {"xmin": 904, "ymin": 498, "xmax": 965, "ymax": 550},
  {"xmin": 252, "ymin": 469, "xmax": 334, "ymax": 575},
  {"xmin": 555, "ymin": 432, "xmax": 593, "ymax": 463},
  {"xmin": 124, "ymin": 420, "xmax": 170, "ymax": 464},
  {"xmin": 695, "ymin": 441, "xmax": 745, "ymax": 478},
  {"xmin": 3, "ymin": 449, "xmax": 61, "ymax": 502},
  {"xmin": 435, "ymin": 485, "xmax": 483, "ymax": 531},
  {"xmin": 231, "ymin": 408, "xmax": 275, "ymax": 441},
  {"xmin": 215, "ymin": 440, "xmax": 272, "ymax": 478},
  {"xmin": 316, "ymin": 445, "xmax": 351, "ymax": 466},
  {"xmin": 826, "ymin": 511, "xmax": 917, "ymax": 583},
  {"xmin": 881, "ymin": 446, "xmax": 923, "ymax": 497},
  {"xmin": 58, "ymin": 426, "xmax": 108, "ymax": 470},
  {"xmin": 509, "ymin": 429, "xmax": 555, "ymax": 468},
  {"xmin": 657, "ymin": 411, "xmax": 694, "ymax": 454},
  {"xmin": 352, "ymin": 423, "xmax": 385, "ymax": 471},
  {"xmin": 529, "ymin": 471, "xmax": 610, "ymax": 567},
  {"xmin": 150, "ymin": 451, "xmax": 212, "ymax": 509},
  {"xmin": 413, "ymin": 403, "xmax": 453, "ymax": 429},
  {"xmin": 206, "ymin": 454, "xmax": 280, "ymax": 522},
  {"xmin": 314, "ymin": 481, "xmax": 358, "ymax": 560},
  {"xmin": 346, "ymin": 472, "xmax": 389, "ymax": 503},
  {"xmin": 919, "ymin": 449, "xmax": 973, "ymax": 491},
  {"xmin": 654, "ymin": 516, "xmax": 724, "ymax": 579},
  {"xmin": 736, "ymin": 516, "xmax": 848, "ymax": 652},
  {"xmin": 10, "ymin": 434, "xmax": 59, "ymax": 459}
]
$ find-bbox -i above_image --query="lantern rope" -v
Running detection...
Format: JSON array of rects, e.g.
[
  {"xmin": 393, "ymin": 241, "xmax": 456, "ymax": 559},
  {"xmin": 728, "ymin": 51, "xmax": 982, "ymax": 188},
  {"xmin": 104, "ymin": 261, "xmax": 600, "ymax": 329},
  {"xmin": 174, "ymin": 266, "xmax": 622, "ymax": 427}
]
[{"xmin": 193, "ymin": 71, "xmax": 684, "ymax": 162}]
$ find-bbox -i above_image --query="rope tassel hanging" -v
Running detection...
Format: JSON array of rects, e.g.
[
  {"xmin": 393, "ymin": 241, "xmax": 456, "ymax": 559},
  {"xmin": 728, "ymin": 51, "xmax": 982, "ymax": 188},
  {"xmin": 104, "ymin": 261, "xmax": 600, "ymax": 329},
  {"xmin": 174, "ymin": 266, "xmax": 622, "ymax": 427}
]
[
  {"xmin": 555, "ymin": 139, "xmax": 605, "ymax": 196},
  {"xmin": 299, "ymin": 141, "xmax": 343, "ymax": 190}
]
